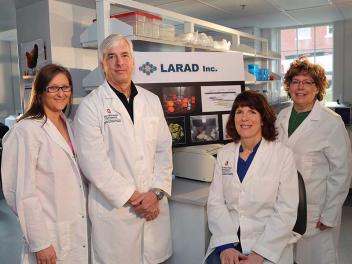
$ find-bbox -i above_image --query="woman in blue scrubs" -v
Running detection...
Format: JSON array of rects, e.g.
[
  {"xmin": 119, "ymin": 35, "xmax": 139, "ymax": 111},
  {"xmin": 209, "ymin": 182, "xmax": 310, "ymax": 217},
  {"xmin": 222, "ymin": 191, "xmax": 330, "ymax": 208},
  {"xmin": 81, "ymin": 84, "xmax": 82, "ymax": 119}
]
[{"xmin": 204, "ymin": 90, "xmax": 299, "ymax": 264}]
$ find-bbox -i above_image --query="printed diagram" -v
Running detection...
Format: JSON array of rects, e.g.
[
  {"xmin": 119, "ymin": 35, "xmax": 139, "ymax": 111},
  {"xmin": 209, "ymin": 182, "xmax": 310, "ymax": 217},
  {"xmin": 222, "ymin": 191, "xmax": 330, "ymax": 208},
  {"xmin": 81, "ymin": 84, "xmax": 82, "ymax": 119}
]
[{"xmin": 201, "ymin": 85, "xmax": 241, "ymax": 112}]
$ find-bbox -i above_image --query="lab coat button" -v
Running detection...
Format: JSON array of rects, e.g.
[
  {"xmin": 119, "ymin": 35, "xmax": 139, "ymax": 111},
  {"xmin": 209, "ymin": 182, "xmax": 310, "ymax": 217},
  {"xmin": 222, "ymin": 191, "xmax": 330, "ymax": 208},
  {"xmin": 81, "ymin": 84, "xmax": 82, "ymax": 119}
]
[
  {"xmin": 83, "ymin": 245, "xmax": 86, "ymax": 248},
  {"xmin": 82, "ymin": 215, "xmax": 85, "ymax": 219}
]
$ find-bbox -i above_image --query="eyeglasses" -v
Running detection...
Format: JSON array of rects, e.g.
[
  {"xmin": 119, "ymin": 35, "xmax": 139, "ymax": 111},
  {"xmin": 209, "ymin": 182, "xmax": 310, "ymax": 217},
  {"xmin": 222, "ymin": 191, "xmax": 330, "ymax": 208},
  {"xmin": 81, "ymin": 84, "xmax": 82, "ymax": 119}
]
[
  {"xmin": 46, "ymin": 85, "xmax": 72, "ymax": 93},
  {"xmin": 291, "ymin": 80, "xmax": 315, "ymax": 86}
]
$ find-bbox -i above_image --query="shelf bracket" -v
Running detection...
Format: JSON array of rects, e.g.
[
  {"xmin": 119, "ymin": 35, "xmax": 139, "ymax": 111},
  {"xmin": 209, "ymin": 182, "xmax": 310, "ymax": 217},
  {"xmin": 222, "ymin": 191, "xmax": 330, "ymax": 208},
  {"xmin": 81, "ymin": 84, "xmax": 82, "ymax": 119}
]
[{"xmin": 184, "ymin": 22, "xmax": 194, "ymax": 33}]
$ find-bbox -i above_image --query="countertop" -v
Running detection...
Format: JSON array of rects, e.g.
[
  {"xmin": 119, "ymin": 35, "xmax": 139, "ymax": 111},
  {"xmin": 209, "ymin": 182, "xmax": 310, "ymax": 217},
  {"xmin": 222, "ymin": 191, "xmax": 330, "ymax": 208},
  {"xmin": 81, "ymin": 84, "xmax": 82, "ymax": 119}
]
[{"xmin": 170, "ymin": 177, "xmax": 210, "ymax": 206}]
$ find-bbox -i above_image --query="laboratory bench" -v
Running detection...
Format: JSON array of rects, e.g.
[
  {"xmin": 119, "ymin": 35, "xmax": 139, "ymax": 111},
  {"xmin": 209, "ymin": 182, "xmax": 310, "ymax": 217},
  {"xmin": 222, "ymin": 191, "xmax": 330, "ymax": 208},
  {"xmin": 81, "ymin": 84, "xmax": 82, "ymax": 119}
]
[{"xmin": 165, "ymin": 177, "xmax": 211, "ymax": 264}]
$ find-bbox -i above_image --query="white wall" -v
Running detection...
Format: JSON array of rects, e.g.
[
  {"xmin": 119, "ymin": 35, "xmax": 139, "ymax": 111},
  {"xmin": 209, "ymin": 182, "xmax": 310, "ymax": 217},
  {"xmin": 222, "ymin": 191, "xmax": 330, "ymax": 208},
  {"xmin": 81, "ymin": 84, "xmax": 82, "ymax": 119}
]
[
  {"xmin": 342, "ymin": 20, "xmax": 352, "ymax": 102},
  {"xmin": 0, "ymin": 40, "xmax": 20, "ymax": 122},
  {"xmin": 334, "ymin": 19, "xmax": 352, "ymax": 103},
  {"xmin": 48, "ymin": 0, "xmax": 97, "ymax": 100},
  {"xmin": 10, "ymin": 41, "xmax": 20, "ymax": 116},
  {"xmin": 15, "ymin": 0, "xmax": 51, "ymax": 112},
  {"xmin": 13, "ymin": 0, "xmax": 98, "ymax": 115},
  {"xmin": 0, "ymin": 41, "xmax": 15, "ymax": 122}
]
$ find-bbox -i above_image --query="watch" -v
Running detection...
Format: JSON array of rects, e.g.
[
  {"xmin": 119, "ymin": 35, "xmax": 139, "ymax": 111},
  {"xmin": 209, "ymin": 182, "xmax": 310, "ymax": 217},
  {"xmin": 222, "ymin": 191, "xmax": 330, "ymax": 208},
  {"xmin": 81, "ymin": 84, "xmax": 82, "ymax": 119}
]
[{"xmin": 151, "ymin": 188, "xmax": 165, "ymax": 200}]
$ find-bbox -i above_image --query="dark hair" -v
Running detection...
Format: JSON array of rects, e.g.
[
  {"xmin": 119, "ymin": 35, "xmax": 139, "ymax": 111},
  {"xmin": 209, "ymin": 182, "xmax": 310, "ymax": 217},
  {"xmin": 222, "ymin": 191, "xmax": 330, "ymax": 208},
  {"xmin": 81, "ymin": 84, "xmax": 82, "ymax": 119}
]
[
  {"xmin": 226, "ymin": 90, "xmax": 277, "ymax": 143},
  {"xmin": 283, "ymin": 57, "xmax": 328, "ymax": 101},
  {"xmin": 18, "ymin": 64, "xmax": 73, "ymax": 122}
]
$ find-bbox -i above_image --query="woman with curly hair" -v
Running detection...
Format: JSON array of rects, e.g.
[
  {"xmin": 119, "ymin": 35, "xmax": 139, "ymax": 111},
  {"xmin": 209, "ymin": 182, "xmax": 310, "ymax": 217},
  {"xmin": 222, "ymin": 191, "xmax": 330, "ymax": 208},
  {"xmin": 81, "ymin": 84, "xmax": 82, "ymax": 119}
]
[
  {"xmin": 277, "ymin": 57, "xmax": 352, "ymax": 264},
  {"xmin": 204, "ymin": 90, "xmax": 299, "ymax": 264}
]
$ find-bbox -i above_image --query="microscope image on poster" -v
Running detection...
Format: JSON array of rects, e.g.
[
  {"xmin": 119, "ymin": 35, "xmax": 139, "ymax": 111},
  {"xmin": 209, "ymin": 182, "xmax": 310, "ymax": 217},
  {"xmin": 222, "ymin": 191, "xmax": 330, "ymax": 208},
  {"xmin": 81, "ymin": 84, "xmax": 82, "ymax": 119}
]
[
  {"xmin": 190, "ymin": 115, "xmax": 219, "ymax": 143},
  {"xmin": 166, "ymin": 116, "xmax": 186, "ymax": 146},
  {"xmin": 162, "ymin": 86, "xmax": 199, "ymax": 114}
]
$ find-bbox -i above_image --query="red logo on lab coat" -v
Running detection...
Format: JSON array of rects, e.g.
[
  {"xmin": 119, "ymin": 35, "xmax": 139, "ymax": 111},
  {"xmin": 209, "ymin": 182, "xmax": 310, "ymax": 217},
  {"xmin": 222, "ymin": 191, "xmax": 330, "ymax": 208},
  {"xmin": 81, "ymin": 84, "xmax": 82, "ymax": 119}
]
[
  {"xmin": 107, "ymin": 109, "xmax": 111, "ymax": 114},
  {"xmin": 225, "ymin": 161, "xmax": 228, "ymax": 166}
]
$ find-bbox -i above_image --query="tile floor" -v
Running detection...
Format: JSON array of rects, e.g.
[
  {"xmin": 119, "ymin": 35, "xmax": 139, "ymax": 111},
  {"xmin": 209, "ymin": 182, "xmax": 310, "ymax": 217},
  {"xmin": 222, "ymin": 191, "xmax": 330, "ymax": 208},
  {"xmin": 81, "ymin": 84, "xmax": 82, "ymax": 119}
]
[
  {"xmin": 0, "ymin": 194, "xmax": 351, "ymax": 263},
  {"xmin": 339, "ymin": 206, "xmax": 352, "ymax": 264}
]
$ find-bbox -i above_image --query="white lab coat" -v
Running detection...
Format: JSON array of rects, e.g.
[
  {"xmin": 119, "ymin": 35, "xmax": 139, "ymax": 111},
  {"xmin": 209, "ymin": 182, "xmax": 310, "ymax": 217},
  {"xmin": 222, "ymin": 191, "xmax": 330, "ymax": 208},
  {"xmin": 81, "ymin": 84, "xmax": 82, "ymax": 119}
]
[
  {"xmin": 276, "ymin": 100, "xmax": 352, "ymax": 264},
  {"xmin": 1, "ymin": 116, "xmax": 89, "ymax": 264},
  {"xmin": 73, "ymin": 81, "xmax": 173, "ymax": 264},
  {"xmin": 205, "ymin": 139, "xmax": 299, "ymax": 264}
]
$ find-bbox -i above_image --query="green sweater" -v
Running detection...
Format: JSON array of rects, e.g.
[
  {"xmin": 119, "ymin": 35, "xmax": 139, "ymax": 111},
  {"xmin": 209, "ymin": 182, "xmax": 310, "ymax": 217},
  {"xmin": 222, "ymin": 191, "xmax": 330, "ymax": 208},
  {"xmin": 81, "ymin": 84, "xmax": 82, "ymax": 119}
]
[{"xmin": 288, "ymin": 107, "xmax": 311, "ymax": 137}]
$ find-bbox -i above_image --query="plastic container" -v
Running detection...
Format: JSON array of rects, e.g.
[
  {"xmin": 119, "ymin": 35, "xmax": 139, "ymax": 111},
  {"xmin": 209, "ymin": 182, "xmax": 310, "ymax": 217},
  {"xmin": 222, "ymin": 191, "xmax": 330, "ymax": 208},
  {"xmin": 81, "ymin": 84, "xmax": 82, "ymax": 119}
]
[
  {"xmin": 198, "ymin": 33, "xmax": 214, "ymax": 47},
  {"xmin": 111, "ymin": 11, "xmax": 162, "ymax": 38},
  {"xmin": 248, "ymin": 64, "xmax": 260, "ymax": 80},
  {"xmin": 159, "ymin": 24, "xmax": 175, "ymax": 41},
  {"xmin": 259, "ymin": 68, "xmax": 269, "ymax": 81},
  {"xmin": 152, "ymin": 18, "xmax": 161, "ymax": 39},
  {"xmin": 213, "ymin": 39, "xmax": 231, "ymax": 50}
]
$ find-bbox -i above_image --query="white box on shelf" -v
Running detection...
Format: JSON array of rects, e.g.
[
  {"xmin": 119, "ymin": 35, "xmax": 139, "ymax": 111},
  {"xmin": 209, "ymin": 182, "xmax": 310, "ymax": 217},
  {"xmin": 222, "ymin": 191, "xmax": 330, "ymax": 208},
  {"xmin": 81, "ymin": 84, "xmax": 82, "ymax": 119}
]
[
  {"xmin": 159, "ymin": 24, "xmax": 175, "ymax": 41},
  {"xmin": 112, "ymin": 11, "xmax": 162, "ymax": 39}
]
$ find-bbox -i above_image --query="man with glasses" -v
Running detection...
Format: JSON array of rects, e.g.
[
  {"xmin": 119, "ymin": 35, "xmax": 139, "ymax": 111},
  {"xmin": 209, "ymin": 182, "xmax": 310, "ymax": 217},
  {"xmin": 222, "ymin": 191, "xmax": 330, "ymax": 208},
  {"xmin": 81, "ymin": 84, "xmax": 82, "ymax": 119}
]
[
  {"xmin": 74, "ymin": 34, "xmax": 173, "ymax": 264},
  {"xmin": 276, "ymin": 57, "xmax": 352, "ymax": 264}
]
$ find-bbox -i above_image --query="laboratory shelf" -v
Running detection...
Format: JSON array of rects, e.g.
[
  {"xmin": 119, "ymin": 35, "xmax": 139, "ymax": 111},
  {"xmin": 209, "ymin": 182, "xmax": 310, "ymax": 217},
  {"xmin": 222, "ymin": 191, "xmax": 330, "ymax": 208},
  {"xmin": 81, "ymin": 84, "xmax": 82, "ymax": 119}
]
[
  {"xmin": 82, "ymin": 30, "xmax": 239, "ymax": 53},
  {"xmin": 80, "ymin": 22, "xmax": 279, "ymax": 60},
  {"xmin": 81, "ymin": 0, "xmax": 282, "ymax": 97},
  {"xmin": 80, "ymin": 0, "xmax": 281, "ymax": 58},
  {"xmin": 245, "ymin": 79, "xmax": 281, "ymax": 85}
]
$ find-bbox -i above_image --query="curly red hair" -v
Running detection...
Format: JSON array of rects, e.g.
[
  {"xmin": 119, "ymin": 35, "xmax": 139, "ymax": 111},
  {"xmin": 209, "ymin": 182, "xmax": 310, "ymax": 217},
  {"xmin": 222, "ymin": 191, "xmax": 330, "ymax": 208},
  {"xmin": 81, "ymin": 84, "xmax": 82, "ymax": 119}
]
[{"xmin": 283, "ymin": 57, "xmax": 329, "ymax": 101}]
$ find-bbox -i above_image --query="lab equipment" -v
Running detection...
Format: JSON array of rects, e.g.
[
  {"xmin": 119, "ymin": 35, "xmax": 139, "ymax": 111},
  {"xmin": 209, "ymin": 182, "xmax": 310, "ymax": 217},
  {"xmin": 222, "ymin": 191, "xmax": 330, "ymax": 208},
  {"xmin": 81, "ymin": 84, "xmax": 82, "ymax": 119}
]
[
  {"xmin": 325, "ymin": 101, "xmax": 351, "ymax": 125},
  {"xmin": 172, "ymin": 144, "xmax": 223, "ymax": 182}
]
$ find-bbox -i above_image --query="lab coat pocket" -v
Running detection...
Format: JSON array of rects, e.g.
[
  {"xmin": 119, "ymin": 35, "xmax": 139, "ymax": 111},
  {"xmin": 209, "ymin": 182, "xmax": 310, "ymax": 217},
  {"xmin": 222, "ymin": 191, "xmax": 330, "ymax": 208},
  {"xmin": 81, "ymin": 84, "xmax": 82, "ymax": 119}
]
[
  {"xmin": 305, "ymin": 204, "xmax": 320, "ymax": 235},
  {"xmin": 250, "ymin": 178, "xmax": 277, "ymax": 204},
  {"xmin": 297, "ymin": 153, "xmax": 313, "ymax": 179},
  {"xmin": 93, "ymin": 190, "xmax": 115, "ymax": 218},
  {"xmin": 143, "ymin": 117, "xmax": 159, "ymax": 143},
  {"xmin": 47, "ymin": 221, "xmax": 71, "ymax": 260},
  {"xmin": 222, "ymin": 176, "xmax": 239, "ymax": 207}
]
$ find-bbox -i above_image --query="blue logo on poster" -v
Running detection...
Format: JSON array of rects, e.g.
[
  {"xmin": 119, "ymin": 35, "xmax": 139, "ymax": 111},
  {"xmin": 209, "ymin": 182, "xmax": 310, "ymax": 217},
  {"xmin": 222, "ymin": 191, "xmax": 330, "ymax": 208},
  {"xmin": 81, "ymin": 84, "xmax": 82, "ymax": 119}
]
[{"xmin": 139, "ymin": 62, "xmax": 157, "ymax": 75}]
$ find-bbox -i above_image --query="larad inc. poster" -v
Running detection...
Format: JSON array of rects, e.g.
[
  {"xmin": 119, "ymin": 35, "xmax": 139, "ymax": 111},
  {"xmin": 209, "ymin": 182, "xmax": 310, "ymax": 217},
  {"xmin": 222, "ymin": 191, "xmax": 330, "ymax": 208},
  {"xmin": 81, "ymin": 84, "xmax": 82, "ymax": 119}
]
[{"xmin": 134, "ymin": 52, "xmax": 245, "ymax": 146}]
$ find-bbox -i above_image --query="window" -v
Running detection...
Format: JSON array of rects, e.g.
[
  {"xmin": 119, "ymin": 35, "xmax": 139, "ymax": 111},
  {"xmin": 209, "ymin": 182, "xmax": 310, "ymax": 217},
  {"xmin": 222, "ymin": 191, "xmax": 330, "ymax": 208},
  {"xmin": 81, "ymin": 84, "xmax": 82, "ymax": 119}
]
[
  {"xmin": 281, "ymin": 24, "xmax": 333, "ymax": 101},
  {"xmin": 325, "ymin": 25, "xmax": 333, "ymax": 38},
  {"xmin": 297, "ymin": 27, "xmax": 311, "ymax": 40}
]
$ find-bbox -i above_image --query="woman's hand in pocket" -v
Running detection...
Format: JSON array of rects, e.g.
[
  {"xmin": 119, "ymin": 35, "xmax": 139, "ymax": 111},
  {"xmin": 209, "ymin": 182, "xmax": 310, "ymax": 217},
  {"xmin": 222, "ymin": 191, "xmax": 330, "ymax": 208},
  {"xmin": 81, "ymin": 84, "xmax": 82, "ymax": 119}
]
[{"xmin": 35, "ymin": 245, "xmax": 57, "ymax": 264}]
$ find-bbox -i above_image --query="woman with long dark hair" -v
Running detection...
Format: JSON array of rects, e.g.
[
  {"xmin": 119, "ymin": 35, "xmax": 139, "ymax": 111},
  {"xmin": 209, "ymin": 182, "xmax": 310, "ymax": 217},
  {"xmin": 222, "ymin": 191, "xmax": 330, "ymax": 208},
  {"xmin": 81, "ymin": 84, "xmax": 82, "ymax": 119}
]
[{"xmin": 1, "ymin": 64, "xmax": 88, "ymax": 264}]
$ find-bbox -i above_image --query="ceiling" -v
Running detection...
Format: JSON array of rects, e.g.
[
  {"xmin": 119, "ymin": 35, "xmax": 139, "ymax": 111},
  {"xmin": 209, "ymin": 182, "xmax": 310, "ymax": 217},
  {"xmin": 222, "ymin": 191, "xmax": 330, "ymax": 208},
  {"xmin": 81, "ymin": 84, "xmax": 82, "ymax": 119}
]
[
  {"xmin": 133, "ymin": 0, "xmax": 352, "ymax": 28},
  {"xmin": 1, "ymin": 0, "xmax": 352, "ymax": 38}
]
